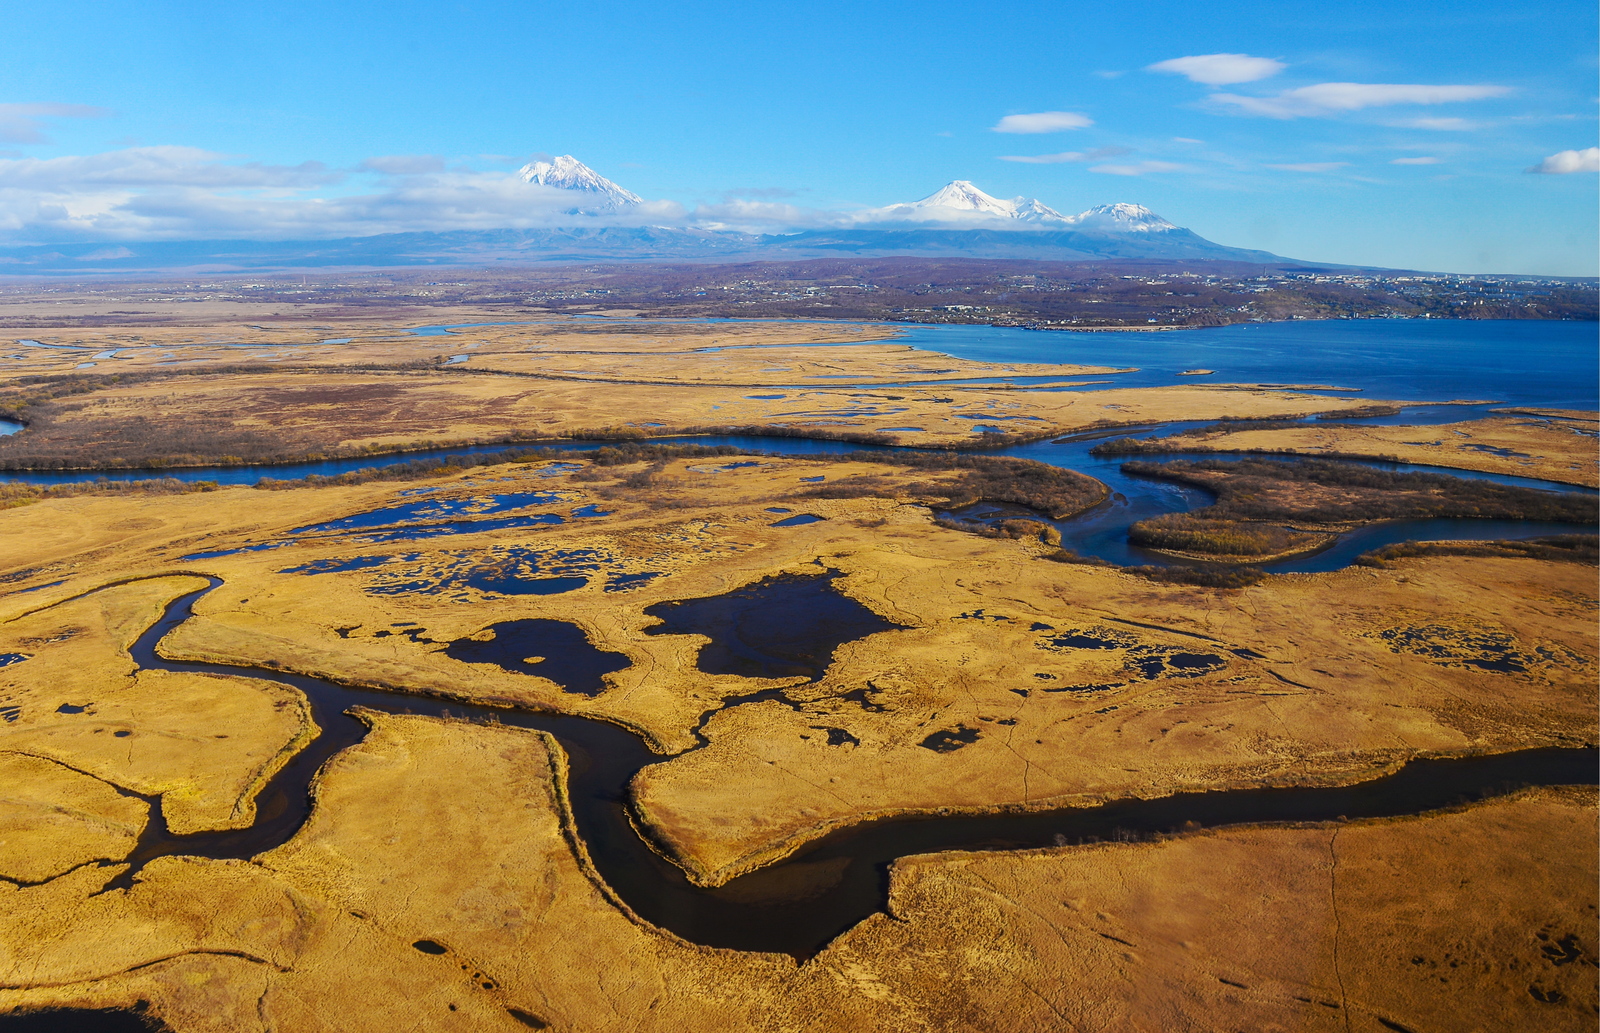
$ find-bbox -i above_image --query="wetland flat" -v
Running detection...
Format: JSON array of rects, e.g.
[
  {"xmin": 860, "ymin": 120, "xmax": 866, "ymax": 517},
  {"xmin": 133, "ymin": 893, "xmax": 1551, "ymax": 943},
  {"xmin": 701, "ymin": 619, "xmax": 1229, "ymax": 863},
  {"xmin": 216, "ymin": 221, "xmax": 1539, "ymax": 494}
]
[{"xmin": 0, "ymin": 312, "xmax": 1594, "ymax": 1031}]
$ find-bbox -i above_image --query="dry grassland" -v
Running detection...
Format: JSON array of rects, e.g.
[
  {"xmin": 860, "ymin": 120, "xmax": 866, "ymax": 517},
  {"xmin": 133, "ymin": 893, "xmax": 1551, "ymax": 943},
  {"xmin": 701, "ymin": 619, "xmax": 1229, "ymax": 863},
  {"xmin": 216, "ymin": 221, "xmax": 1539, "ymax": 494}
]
[
  {"xmin": 0, "ymin": 389, "xmax": 1592, "ymax": 1028},
  {"xmin": 0, "ymin": 704, "xmax": 1592, "ymax": 1031},
  {"xmin": 1, "ymin": 458, "xmax": 1593, "ymax": 880},
  {"xmin": 0, "ymin": 317, "xmax": 1421, "ymax": 465}
]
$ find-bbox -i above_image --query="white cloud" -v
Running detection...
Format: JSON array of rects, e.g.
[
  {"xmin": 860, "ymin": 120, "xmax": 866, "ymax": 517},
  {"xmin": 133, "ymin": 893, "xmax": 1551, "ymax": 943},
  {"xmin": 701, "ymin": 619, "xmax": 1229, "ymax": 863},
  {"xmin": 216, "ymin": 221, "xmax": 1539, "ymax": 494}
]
[
  {"xmin": 1087, "ymin": 160, "xmax": 1187, "ymax": 176},
  {"xmin": 998, "ymin": 146, "xmax": 1131, "ymax": 164},
  {"xmin": 76, "ymin": 246, "xmax": 134, "ymax": 261},
  {"xmin": 687, "ymin": 199, "xmax": 826, "ymax": 232},
  {"xmin": 1390, "ymin": 156, "xmax": 1441, "ymax": 165},
  {"xmin": 1391, "ymin": 117, "xmax": 1478, "ymax": 131},
  {"xmin": 1211, "ymin": 83, "xmax": 1510, "ymax": 119},
  {"xmin": 0, "ymin": 103, "xmax": 111, "ymax": 144},
  {"xmin": 991, "ymin": 111, "xmax": 1093, "ymax": 134},
  {"xmin": 0, "ymin": 147, "xmax": 342, "ymax": 190},
  {"xmin": 0, "ymin": 146, "xmax": 700, "ymax": 241},
  {"xmin": 1526, "ymin": 147, "xmax": 1600, "ymax": 174},
  {"xmin": 359, "ymin": 154, "xmax": 447, "ymax": 175},
  {"xmin": 1147, "ymin": 53, "xmax": 1285, "ymax": 85},
  {"xmin": 1267, "ymin": 162, "xmax": 1349, "ymax": 172}
]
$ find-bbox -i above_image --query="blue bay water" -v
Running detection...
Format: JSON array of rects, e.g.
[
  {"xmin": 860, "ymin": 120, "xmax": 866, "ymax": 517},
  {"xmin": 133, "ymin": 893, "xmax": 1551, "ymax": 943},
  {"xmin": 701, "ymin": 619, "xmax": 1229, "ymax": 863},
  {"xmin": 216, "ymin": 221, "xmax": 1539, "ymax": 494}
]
[{"xmin": 885, "ymin": 318, "xmax": 1599, "ymax": 410}]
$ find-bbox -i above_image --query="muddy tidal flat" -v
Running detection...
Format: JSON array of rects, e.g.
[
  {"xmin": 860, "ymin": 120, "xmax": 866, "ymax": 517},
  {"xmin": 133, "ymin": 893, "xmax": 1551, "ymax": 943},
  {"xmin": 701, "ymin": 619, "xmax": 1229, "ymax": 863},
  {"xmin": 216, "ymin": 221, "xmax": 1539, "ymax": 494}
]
[{"xmin": 0, "ymin": 312, "xmax": 1595, "ymax": 1031}]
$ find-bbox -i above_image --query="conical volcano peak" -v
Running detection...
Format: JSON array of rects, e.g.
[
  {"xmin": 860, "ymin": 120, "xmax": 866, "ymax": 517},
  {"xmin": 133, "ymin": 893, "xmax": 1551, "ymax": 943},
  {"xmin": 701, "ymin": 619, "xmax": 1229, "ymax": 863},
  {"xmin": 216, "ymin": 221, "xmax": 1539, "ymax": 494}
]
[
  {"xmin": 517, "ymin": 155, "xmax": 642, "ymax": 208},
  {"xmin": 912, "ymin": 180, "xmax": 1018, "ymax": 216}
]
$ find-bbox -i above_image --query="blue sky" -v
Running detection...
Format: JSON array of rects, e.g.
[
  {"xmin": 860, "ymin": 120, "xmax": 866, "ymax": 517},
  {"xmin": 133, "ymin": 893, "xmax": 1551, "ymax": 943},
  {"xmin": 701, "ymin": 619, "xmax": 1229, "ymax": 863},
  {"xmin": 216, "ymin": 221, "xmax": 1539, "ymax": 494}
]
[{"xmin": 1, "ymin": 0, "xmax": 1595, "ymax": 274}]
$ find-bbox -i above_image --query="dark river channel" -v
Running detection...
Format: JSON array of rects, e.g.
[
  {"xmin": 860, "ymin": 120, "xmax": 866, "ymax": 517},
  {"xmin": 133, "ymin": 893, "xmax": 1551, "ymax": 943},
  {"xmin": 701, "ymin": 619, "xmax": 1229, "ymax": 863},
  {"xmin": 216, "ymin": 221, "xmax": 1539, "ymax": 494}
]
[
  {"xmin": 58, "ymin": 576, "xmax": 1592, "ymax": 964},
  {"xmin": 1, "ymin": 426, "xmax": 1593, "ymax": 574}
]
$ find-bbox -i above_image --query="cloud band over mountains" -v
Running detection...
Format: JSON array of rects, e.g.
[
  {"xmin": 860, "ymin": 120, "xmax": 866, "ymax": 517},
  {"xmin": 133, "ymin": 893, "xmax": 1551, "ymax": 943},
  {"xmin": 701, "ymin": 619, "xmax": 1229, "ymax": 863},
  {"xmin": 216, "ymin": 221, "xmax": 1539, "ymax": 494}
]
[{"xmin": 0, "ymin": 148, "xmax": 689, "ymax": 241}]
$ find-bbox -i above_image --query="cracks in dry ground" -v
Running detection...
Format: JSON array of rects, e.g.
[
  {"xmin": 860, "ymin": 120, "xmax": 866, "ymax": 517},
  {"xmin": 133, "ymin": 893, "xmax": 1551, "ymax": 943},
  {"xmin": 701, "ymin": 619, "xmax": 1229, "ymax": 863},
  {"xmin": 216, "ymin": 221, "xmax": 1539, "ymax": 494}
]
[
  {"xmin": 0, "ymin": 571, "xmax": 209, "ymax": 629},
  {"xmin": 0, "ymin": 856, "xmax": 131, "ymax": 891},
  {"xmin": 0, "ymin": 749, "xmax": 157, "ymax": 889},
  {"xmin": 1328, "ymin": 826, "xmax": 1351, "ymax": 1032},
  {"xmin": 0, "ymin": 949, "xmax": 288, "ymax": 991}
]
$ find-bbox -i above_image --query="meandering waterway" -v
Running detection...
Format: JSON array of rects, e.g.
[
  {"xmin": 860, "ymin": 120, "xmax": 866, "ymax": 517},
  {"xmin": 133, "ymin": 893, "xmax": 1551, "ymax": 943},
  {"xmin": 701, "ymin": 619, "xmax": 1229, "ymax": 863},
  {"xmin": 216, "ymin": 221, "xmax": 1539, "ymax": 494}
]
[{"xmin": 78, "ymin": 577, "xmax": 1596, "ymax": 959}]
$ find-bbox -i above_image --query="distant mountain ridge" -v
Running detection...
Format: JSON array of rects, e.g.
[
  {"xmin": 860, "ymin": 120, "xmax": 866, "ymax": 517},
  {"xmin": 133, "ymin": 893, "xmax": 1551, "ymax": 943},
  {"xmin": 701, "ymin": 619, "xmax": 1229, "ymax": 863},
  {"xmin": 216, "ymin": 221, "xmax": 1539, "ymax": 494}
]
[
  {"xmin": 0, "ymin": 157, "xmax": 1307, "ymax": 272},
  {"xmin": 0, "ymin": 225, "xmax": 1297, "ymax": 272},
  {"xmin": 862, "ymin": 180, "xmax": 1180, "ymax": 235}
]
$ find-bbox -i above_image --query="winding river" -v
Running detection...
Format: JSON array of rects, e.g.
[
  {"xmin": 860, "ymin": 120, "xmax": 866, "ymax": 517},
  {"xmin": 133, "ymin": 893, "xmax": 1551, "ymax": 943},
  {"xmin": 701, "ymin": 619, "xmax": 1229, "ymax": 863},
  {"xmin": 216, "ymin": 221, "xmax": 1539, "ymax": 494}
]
[{"xmin": 85, "ymin": 576, "xmax": 1598, "ymax": 960}]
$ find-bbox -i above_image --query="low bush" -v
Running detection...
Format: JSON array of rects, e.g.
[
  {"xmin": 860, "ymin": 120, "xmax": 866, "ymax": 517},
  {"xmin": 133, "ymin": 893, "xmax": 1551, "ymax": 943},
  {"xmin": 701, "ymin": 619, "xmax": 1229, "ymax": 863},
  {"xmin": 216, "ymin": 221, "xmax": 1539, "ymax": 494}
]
[
  {"xmin": 0, "ymin": 477, "xmax": 220, "ymax": 509},
  {"xmin": 1041, "ymin": 548, "xmax": 1112, "ymax": 566},
  {"xmin": 1355, "ymin": 534, "xmax": 1598, "ymax": 567},
  {"xmin": 1127, "ymin": 513, "xmax": 1313, "ymax": 557},
  {"xmin": 1121, "ymin": 564, "xmax": 1266, "ymax": 588},
  {"xmin": 1120, "ymin": 458, "xmax": 1598, "ymax": 525}
]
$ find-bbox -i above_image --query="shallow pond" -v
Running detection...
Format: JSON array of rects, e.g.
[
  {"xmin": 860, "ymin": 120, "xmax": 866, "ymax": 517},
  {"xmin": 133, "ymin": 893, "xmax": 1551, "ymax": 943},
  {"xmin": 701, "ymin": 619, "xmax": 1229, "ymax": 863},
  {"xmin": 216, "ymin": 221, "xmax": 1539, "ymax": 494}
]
[
  {"xmin": 0, "ymin": 1007, "xmax": 167, "ymax": 1032},
  {"xmin": 642, "ymin": 571, "xmax": 906, "ymax": 682},
  {"xmin": 442, "ymin": 618, "xmax": 630, "ymax": 695}
]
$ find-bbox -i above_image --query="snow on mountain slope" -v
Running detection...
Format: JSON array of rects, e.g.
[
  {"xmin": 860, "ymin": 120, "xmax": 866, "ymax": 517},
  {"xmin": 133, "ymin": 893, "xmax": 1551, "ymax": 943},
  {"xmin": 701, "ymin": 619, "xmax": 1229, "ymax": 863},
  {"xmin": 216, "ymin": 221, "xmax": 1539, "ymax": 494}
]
[
  {"xmin": 1068, "ymin": 203, "xmax": 1177, "ymax": 233},
  {"xmin": 863, "ymin": 181, "xmax": 1179, "ymax": 232},
  {"xmin": 1012, "ymin": 197, "xmax": 1070, "ymax": 224},
  {"xmin": 867, "ymin": 180, "xmax": 1066, "ymax": 224},
  {"xmin": 517, "ymin": 155, "xmax": 642, "ymax": 209},
  {"xmin": 907, "ymin": 180, "xmax": 1024, "ymax": 217}
]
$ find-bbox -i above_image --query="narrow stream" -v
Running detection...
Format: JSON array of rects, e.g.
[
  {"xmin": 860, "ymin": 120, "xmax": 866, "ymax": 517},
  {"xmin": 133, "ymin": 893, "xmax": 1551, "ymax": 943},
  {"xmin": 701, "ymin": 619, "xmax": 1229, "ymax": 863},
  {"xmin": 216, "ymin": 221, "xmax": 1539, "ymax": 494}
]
[
  {"xmin": 99, "ymin": 577, "xmax": 1598, "ymax": 960},
  {"xmin": 3, "ymin": 428, "xmax": 1590, "ymax": 577}
]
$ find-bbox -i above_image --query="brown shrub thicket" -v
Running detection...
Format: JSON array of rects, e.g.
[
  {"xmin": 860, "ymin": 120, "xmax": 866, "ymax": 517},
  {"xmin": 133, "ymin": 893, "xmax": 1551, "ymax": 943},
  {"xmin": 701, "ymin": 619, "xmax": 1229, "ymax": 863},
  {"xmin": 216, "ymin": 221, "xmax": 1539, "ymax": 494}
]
[
  {"xmin": 1355, "ymin": 534, "xmax": 1598, "ymax": 567},
  {"xmin": 1039, "ymin": 546, "xmax": 1263, "ymax": 587},
  {"xmin": 1127, "ymin": 513, "xmax": 1318, "ymax": 557},
  {"xmin": 1120, "ymin": 458, "xmax": 1597, "ymax": 525},
  {"xmin": 0, "ymin": 477, "xmax": 219, "ymax": 509},
  {"xmin": 933, "ymin": 516, "xmax": 1062, "ymax": 546},
  {"xmin": 1122, "ymin": 563, "xmax": 1266, "ymax": 588}
]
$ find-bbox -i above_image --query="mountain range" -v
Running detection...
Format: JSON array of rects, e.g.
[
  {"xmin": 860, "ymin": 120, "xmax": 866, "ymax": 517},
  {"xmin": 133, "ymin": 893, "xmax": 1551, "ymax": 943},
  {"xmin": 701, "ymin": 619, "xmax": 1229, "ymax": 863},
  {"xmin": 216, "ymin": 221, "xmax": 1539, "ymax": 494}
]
[{"xmin": 0, "ymin": 156, "xmax": 1305, "ymax": 273}]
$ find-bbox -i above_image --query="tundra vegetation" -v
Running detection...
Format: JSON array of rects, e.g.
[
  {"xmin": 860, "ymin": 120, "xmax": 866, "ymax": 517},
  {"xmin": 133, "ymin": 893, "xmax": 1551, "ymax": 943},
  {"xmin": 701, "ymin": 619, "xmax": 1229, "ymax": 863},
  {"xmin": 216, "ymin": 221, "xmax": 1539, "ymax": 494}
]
[
  {"xmin": 0, "ymin": 307, "xmax": 1593, "ymax": 1031},
  {"xmin": 1121, "ymin": 457, "xmax": 1597, "ymax": 561}
]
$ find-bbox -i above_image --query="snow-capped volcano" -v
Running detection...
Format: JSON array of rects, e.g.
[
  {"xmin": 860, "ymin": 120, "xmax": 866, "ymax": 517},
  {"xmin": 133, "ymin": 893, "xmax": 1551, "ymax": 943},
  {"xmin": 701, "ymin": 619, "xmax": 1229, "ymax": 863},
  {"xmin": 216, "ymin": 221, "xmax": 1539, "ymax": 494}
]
[
  {"xmin": 517, "ymin": 155, "xmax": 642, "ymax": 210},
  {"xmin": 864, "ymin": 181, "xmax": 1180, "ymax": 233},
  {"xmin": 1068, "ymin": 203, "xmax": 1177, "ymax": 233},
  {"xmin": 869, "ymin": 180, "xmax": 1067, "ymax": 224}
]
